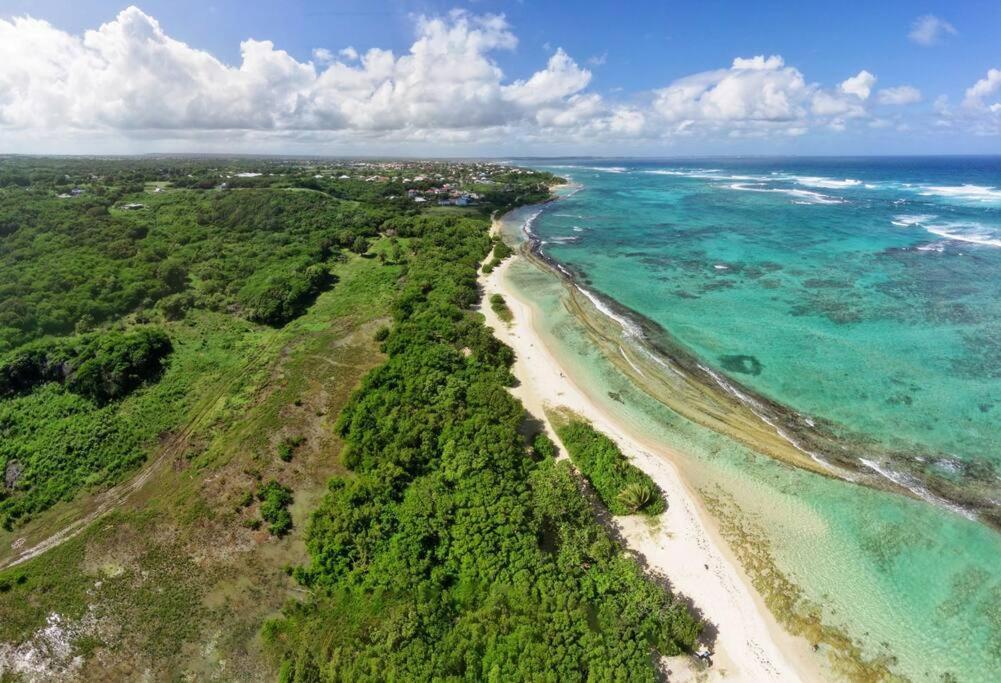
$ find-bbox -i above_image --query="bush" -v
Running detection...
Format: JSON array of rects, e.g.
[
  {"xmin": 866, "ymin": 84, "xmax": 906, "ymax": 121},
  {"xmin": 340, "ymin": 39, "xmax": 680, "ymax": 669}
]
[
  {"xmin": 492, "ymin": 239, "xmax": 513, "ymax": 260},
  {"xmin": 277, "ymin": 436, "xmax": 304, "ymax": 463},
  {"xmin": 489, "ymin": 293, "xmax": 513, "ymax": 323},
  {"xmin": 531, "ymin": 431, "xmax": 558, "ymax": 460},
  {"xmin": 553, "ymin": 418, "xmax": 666, "ymax": 516},
  {"xmin": 0, "ymin": 327, "xmax": 172, "ymax": 404},
  {"xmin": 66, "ymin": 328, "xmax": 173, "ymax": 403},
  {"xmin": 241, "ymin": 264, "xmax": 334, "ymax": 327},
  {"xmin": 257, "ymin": 479, "xmax": 293, "ymax": 537}
]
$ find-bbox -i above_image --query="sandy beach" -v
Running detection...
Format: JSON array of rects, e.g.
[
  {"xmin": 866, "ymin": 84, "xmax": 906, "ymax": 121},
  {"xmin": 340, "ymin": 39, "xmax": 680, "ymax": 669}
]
[{"xmin": 479, "ymin": 217, "xmax": 824, "ymax": 682}]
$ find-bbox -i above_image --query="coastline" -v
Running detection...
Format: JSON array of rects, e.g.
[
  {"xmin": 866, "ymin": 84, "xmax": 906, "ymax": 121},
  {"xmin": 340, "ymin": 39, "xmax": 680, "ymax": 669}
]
[{"xmin": 479, "ymin": 213, "xmax": 825, "ymax": 681}]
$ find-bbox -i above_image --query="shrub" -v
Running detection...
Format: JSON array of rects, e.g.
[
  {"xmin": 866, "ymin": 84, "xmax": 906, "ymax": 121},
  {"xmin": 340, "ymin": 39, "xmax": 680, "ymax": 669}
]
[
  {"xmin": 258, "ymin": 479, "xmax": 293, "ymax": 536},
  {"xmin": 277, "ymin": 436, "xmax": 304, "ymax": 463},
  {"xmin": 241, "ymin": 264, "xmax": 334, "ymax": 327},
  {"xmin": 492, "ymin": 239, "xmax": 513, "ymax": 260},
  {"xmin": 0, "ymin": 327, "xmax": 172, "ymax": 404},
  {"xmin": 489, "ymin": 293, "xmax": 513, "ymax": 323},
  {"xmin": 553, "ymin": 418, "xmax": 666, "ymax": 516},
  {"xmin": 531, "ymin": 431, "xmax": 558, "ymax": 460}
]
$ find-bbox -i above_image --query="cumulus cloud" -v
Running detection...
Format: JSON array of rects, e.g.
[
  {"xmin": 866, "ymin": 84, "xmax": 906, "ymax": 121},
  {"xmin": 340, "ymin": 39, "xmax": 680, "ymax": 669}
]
[
  {"xmin": 653, "ymin": 55, "xmax": 811, "ymax": 126},
  {"xmin": 503, "ymin": 49, "xmax": 592, "ymax": 109},
  {"xmin": 0, "ymin": 6, "xmax": 989, "ymax": 150},
  {"xmin": 877, "ymin": 85, "xmax": 922, "ymax": 105},
  {"xmin": 931, "ymin": 71, "xmax": 1001, "ymax": 136},
  {"xmin": 908, "ymin": 15, "xmax": 957, "ymax": 46},
  {"xmin": 840, "ymin": 70, "xmax": 876, "ymax": 100},
  {"xmin": 811, "ymin": 91, "xmax": 865, "ymax": 117},
  {"xmin": 0, "ymin": 6, "xmax": 599, "ymax": 139},
  {"xmin": 964, "ymin": 68, "xmax": 1001, "ymax": 108}
]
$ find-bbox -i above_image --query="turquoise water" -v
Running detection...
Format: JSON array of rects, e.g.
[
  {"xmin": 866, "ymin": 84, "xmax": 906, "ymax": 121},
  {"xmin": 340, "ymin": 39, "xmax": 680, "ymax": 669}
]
[
  {"xmin": 531, "ymin": 158, "xmax": 1001, "ymax": 524},
  {"xmin": 498, "ymin": 159, "xmax": 1001, "ymax": 680}
]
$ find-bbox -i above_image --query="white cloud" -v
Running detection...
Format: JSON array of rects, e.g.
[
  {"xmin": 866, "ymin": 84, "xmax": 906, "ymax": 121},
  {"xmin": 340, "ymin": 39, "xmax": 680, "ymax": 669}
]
[
  {"xmin": 312, "ymin": 47, "xmax": 334, "ymax": 64},
  {"xmin": 653, "ymin": 55, "xmax": 812, "ymax": 127},
  {"xmin": 908, "ymin": 15, "xmax": 957, "ymax": 46},
  {"xmin": 964, "ymin": 68, "xmax": 1001, "ymax": 108},
  {"xmin": 840, "ymin": 70, "xmax": 876, "ymax": 100},
  {"xmin": 587, "ymin": 51, "xmax": 607, "ymax": 66},
  {"xmin": 811, "ymin": 91, "xmax": 864, "ymax": 117},
  {"xmin": 0, "ymin": 6, "xmax": 608, "ymax": 141},
  {"xmin": 877, "ymin": 85, "xmax": 922, "ymax": 105},
  {"xmin": 931, "ymin": 71, "xmax": 1001, "ymax": 136},
  {"xmin": 503, "ymin": 48, "xmax": 592, "ymax": 108},
  {"xmin": 0, "ymin": 6, "xmax": 988, "ymax": 151}
]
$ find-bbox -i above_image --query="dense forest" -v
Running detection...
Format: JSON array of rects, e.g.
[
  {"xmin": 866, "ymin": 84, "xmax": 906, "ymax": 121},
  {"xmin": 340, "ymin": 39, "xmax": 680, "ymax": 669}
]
[
  {"xmin": 263, "ymin": 207, "xmax": 701, "ymax": 681},
  {"xmin": 0, "ymin": 157, "xmax": 551, "ymax": 528},
  {"xmin": 0, "ymin": 156, "xmax": 702, "ymax": 679}
]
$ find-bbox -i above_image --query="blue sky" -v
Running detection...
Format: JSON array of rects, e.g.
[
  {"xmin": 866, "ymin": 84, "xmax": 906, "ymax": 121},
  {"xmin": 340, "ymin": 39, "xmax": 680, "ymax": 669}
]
[{"xmin": 1, "ymin": 1, "xmax": 1000, "ymax": 155}]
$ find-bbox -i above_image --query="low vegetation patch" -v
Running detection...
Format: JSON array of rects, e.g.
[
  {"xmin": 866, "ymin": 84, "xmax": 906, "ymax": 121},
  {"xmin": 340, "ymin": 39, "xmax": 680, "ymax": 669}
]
[
  {"xmin": 551, "ymin": 415, "xmax": 666, "ymax": 516},
  {"xmin": 481, "ymin": 238, "xmax": 515, "ymax": 273},
  {"xmin": 277, "ymin": 435, "xmax": 305, "ymax": 463},
  {"xmin": 489, "ymin": 293, "xmax": 513, "ymax": 323},
  {"xmin": 257, "ymin": 479, "xmax": 293, "ymax": 537}
]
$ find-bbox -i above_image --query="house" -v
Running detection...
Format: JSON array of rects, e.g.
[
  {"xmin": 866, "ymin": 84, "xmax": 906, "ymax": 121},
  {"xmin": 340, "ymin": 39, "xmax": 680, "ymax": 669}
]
[
  {"xmin": 121, "ymin": 203, "xmax": 145, "ymax": 210},
  {"xmin": 70, "ymin": 188, "xmax": 85, "ymax": 196}
]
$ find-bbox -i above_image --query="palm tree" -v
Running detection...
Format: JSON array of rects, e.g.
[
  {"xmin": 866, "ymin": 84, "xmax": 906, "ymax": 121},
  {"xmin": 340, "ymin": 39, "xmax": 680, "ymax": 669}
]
[{"xmin": 616, "ymin": 482, "xmax": 654, "ymax": 513}]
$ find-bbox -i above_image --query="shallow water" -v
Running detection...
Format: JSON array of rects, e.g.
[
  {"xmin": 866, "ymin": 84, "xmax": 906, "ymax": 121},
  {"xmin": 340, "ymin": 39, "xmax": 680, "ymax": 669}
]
[{"xmin": 497, "ymin": 161, "xmax": 1001, "ymax": 680}]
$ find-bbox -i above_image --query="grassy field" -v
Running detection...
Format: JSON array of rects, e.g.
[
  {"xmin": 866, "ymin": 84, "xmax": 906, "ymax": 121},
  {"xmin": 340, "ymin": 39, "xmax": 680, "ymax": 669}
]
[{"xmin": 0, "ymin": 249, "xmax": 400, "ymax": 679}]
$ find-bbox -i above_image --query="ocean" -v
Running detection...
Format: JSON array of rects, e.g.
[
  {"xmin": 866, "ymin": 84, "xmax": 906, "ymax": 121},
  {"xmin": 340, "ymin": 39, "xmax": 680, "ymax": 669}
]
[{"xmin": 500, "ymin": 157, "xmax": 1001, "ymax": 681}]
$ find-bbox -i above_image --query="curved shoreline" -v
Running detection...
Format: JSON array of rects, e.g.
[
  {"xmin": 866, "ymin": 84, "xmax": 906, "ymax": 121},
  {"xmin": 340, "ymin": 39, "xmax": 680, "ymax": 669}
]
[
  {"xmin": 479, "ymin": 215, "xmax": 826, "ymax": 681},
  {"xmin": 520, "ymin": 186, "xmax": 999, "ymax": 532}
]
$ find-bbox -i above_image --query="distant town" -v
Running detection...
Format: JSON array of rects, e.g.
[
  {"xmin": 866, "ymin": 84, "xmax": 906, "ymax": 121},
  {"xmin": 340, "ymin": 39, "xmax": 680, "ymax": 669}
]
[{"xmin": 25, "ymin": 158, "xmax": 543, "ymax": 211}]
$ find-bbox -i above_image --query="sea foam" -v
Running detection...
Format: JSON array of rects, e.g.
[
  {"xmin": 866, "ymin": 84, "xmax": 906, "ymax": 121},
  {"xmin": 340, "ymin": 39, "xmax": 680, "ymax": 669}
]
[
  {"xmin": 727, "ymin": 182, "xmax": 842, "ymax": 204},
  {"xmin": 919, "ymin": 184, "xmax": 1001, "ymax": 204},
  {"xmin": 790, "ymin": 175, "xmax": 863, "ymax": 189}
]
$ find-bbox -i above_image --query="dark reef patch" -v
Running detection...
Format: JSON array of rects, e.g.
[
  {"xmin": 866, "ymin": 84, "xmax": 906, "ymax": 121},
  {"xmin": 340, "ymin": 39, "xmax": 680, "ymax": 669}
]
[{"xmin": 719, "ymin": 354, "xmax": 763, "ymax": 376}]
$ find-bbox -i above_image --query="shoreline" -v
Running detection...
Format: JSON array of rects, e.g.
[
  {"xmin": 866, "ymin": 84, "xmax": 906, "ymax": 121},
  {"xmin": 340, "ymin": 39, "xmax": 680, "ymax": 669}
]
[
  {"xmin": 479, "ymin": 214, "xmax": 825, "ymax": 681},
  {"xmin": 516, "ymin": 185, "xmax": 998, "ymax": 531}
]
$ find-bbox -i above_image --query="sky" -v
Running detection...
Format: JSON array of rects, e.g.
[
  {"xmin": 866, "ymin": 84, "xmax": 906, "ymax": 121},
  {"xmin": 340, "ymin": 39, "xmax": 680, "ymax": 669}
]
[{"xmin": 0, "ymin": 1, "xmax": 1000, "ymax": 156}]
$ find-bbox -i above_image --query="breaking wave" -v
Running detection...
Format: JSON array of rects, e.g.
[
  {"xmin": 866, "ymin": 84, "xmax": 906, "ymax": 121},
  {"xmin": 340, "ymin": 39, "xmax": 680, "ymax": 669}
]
[
  {"xmin": 918, "ymin": 184, "xmax": 1001, "ymax": 204},
  {"xmin": 727, "ymin": 182, "xmax": 842, "ymax": 204}
]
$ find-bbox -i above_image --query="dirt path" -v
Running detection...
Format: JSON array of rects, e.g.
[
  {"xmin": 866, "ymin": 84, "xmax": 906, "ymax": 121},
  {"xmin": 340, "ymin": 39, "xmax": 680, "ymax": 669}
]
[{"xmin": 1, "ymin": 328, "xmax": 289, "ymax": 571}]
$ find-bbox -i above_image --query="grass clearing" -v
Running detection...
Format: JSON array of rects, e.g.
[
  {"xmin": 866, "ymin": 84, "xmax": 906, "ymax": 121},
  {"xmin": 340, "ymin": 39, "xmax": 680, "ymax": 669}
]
[{"xmin": 0, "ymin": 253, "xmax": 398, "ymax": 679}]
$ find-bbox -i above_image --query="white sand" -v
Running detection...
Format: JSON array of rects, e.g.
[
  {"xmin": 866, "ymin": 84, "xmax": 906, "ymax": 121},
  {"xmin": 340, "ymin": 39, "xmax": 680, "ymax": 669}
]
[{"xmin": 479, "ymin": 226, "xmax": 824, "ymax": 681}]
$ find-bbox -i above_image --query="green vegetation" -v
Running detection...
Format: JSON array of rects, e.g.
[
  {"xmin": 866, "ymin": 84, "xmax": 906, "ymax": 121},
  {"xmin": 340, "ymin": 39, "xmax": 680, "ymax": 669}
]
[
  {"xmin": 532, "ymin": 431, "xmax": 559, "ymax": 460},
  {"xmin": 0, "ymin": 230, "xmax": 404, "ymax": 679},
  {"xmin": 0, "ymin": 157, "xmax": 702, "ymax": 679},
  {"xmin": 241, "ymin": 263, "xmax": 335, "ymax": 327},
  {"xmin": 258, "ymin": 480, "xmax": 294, "ymax": 536},
  {"xmin": 489, "ymin": 292, "xmax": 514, "ymax": 323},
  {"xmin": 277, "ymin": 436, "xmax": 305, "ymax": 463},
  {"xmin": 481, "ymin": 237, "xmax": 515, "ymax": 274},
  {"xmin": 552, "ymin": 417, "xmax": 666, "ymax": 516},
  {"xmin": 0, "ymin": 326, "xmax": 172, "ymax": 402},
  {"xmin": 263, "ymin": 202, "xmax": 699, "ymax": 680}
]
